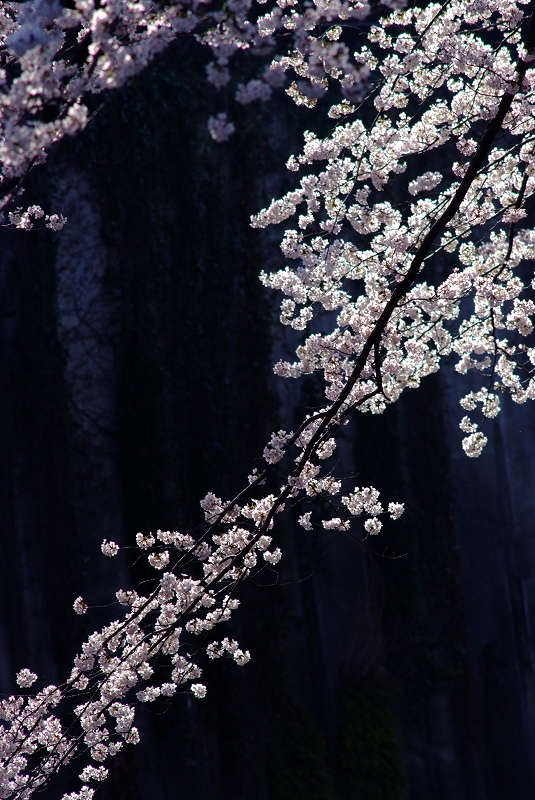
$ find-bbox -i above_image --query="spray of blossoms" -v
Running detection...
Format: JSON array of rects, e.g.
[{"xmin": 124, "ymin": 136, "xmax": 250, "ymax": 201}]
[
  {"xmin": 0, "ymin": 0, "xmax": 396, "ymax": 200},
  {"xmin": 0, "ymin": 456, "xmax": 403, "ymax": 799},
  {"xmin": 4, "ymin": 0, "xmax": 535, "ymax": 798},
  {"xmin": 253, "ymin": 0, "xmax": 535, "ymax": 458}
]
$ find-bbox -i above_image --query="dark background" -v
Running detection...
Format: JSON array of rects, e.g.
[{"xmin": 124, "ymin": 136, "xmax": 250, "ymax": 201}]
[{"xmin": 0, "ymin": 38, "xmax": 535, "ymax": 800}]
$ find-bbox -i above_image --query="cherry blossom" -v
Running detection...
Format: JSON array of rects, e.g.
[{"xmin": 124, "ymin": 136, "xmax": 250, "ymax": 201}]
[{"xmin": 3, "ymin": 1, "xmax": 535, "ymax": 798}]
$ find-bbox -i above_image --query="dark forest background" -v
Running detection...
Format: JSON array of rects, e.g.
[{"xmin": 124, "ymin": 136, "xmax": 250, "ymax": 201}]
[{"xmin": 0, "ymin": 37, "xmax": 535, "ymax": 800}]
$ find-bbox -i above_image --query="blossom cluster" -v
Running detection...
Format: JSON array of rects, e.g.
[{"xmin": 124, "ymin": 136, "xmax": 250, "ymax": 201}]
[
  {"xmin": 253, "ymin": 0, "xmax": 535, "ymax": 457},
  {"xmin": 200, "ymin": 0, "xmax": 377, "ymax": 124},
  {"xmin": 0, "ymin": 0, "xmax": 397, "ymax": 188},
  {"xmin": 0, "ymin": 416, "xmax": 404, "ymax": 798},
  {"xmin": 0, "ymin": 529, "xmax": 247, "ymax": 798},
  {"xmin": 0, "ymin": 681, "xmax": 73, "ymax": 799}
]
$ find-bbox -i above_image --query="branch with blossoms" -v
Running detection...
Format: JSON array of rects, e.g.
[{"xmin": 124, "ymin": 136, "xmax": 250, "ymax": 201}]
[
  {"xmin": 4, "ymin": 0, "xmax": 535, "ymax": 798},
  {"xmin": 0, "ymin": 0, "xmax": 392, "ymax": 199},
  {"xmin": 255, "ymin": 0, "xmax": 535, "ymax": 458},
  {"xmin": 0, "ymin": 443, "xmax": 404, "ymax": 799}
]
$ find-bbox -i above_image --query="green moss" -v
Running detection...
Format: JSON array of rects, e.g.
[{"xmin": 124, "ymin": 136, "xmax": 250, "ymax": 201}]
[
  {"xmin": 269, "ymin": 700, "xmax": 338, "ymax": 800},
  {"xmin": 338, "ymin": 673, "xmax": 407, "ymax": 800}
]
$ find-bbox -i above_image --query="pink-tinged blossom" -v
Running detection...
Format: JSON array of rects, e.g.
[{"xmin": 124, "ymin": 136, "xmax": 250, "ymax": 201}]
[
  {"xmin": 148, "ymin": 551, "xmax": 170, "ymax": 570},
  {"xmin": 16, "ymin": 668, "xmax": 38, "ymax": 688},
  {"xmin": 263, "ymin": 547, "xmax": 282, "ymax": 564},
  {"xmin": 263, "ymin": 429, "xmax": 293, "ymax": 463},
  {"xmin": 79, "ymin": 766, "xmax": 108, "ymax": 782},
  {"xmin": 388, "ymin": 502, "xmax": 404, "ymax": 520},
  {"xmin": 136, "ymin": 532, "xmax": 155, "ymax": 549},
  {"xmin": 62, "ymin": 789, "xmax": 95, "ymax": 800},
  {"xmin": 73, "ymin": 596, "xmax": 88, "ymax": 614},
  {"xmin": 46, "ymin": 214, "xmax": 67, "ymax": 231},
  {"xmin": 462, "ymin": 432, "xmax": 488, "ymax": 458},
  {"xmin": 101, "ymin": 540, "xmax": 119, "ymax": 557},
  {"xmin": 408, "ymin": 172, "xmax": 442, "ymax": 196},
  {"xmin": 207, "ymin": 113, "xmax": 236, "ymax": 142},
  {"xmin": 364, "ymin": 518, "xmax": 383, "ymax": 535},
  {"xmin": 298, "ymin": 512, "xmax": 313, "ymax": 530}
]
